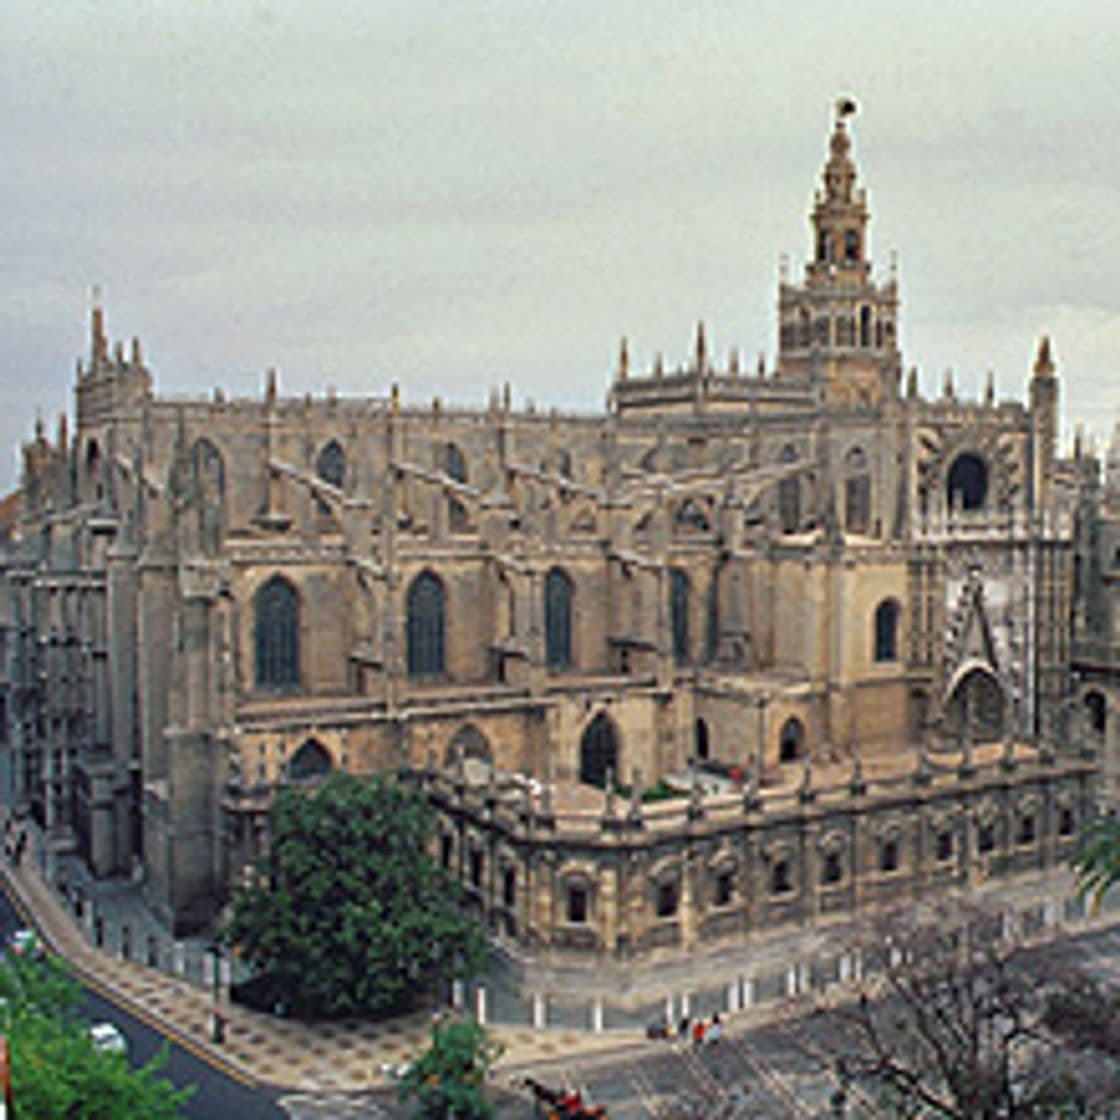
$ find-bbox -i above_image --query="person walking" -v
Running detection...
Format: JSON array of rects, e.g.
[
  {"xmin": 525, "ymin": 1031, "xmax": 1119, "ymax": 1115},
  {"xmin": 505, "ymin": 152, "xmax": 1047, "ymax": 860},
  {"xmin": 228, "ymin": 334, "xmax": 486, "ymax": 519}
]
[
  {"xmin": 705, "ymin": 1012, "xmax": 722, "ymax": 1046},
  {"xmin": 691, "ymin": 1018, "xmax": 705, "ymax": 1048}
]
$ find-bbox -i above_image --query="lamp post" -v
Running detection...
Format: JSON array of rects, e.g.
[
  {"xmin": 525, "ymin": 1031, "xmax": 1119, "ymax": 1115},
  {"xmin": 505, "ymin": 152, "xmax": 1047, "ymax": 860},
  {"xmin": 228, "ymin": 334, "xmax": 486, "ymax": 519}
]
[{"xmin": 208, "ymin": 942, "xmax": 225, "ymax": 1044}]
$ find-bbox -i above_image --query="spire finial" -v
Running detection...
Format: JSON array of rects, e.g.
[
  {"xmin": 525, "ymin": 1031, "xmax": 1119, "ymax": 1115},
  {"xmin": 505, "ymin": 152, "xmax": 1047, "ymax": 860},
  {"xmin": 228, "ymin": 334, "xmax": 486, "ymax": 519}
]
[
  {"xmin": 1033, "ymin": 335, "xmax": 1055, "ymax": 377},
  {"xmin": 618, "ymin": 336, "xmax": 629, "ymax": 381},
  {"xmin": 90, "ymin": 285, "xmax": 108, "ymax": 370},
  {"xmin": 984, "ymin": 370, "xmax": 995, "ymax": 406},
  {"xmin": 834, "ymin": 96, "xmax": 858, "ymax": 124},
  {"xmin": 694, "ymin": 320, "xmax": 707, "ymax": 373}
]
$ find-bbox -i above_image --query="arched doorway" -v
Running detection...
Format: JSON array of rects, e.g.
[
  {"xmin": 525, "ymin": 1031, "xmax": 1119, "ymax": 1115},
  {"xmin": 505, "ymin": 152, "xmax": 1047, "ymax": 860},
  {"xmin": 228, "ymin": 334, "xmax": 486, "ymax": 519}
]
[
  {"xmin": 779, "ymin": 717, "xmax": 805, "ymax": 763},
  {"xmin": 945, "ymin": 666, "xmax": 1004, "ymax": 742},
  {"xmin": 579, "ymin": 714, "xmax": 619, "ymax": 789}
]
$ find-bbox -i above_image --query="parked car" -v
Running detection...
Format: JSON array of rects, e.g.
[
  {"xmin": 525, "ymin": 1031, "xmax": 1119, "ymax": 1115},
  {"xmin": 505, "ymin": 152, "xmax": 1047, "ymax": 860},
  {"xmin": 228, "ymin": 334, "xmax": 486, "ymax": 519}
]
[{"xmin": 89, "ymin": 1021, "xmax": 128, "ymax": 1057}]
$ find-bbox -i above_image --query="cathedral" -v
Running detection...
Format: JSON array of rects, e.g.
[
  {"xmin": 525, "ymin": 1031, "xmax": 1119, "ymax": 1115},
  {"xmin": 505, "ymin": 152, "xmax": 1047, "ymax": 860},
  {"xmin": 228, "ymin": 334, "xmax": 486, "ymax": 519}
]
[{"xmin": 0, "ymin": 107, "xmax": 1109, "ymax": 984}]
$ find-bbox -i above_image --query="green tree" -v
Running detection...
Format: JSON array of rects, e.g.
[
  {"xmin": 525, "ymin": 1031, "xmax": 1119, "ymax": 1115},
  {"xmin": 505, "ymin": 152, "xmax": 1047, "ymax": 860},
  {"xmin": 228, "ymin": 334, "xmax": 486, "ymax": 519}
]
[
  {"xmin": 0, "ymin": 953, "xmax": 191, "ymax": 1119},
  {"xmin": 224, "ymin": 773, "xmax": 487, "ymax": 1018},
  {"xmin": 397, "ymin": 1017, "xmax": 502, "ymax": 1119},
  {"xmin": 1073, "ymin": 813, "xmax": 1120, "ymax": 903}
]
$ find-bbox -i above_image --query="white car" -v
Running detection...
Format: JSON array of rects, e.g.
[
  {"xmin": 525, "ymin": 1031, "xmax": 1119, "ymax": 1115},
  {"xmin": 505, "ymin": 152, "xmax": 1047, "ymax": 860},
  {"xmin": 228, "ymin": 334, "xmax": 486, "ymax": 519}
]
[
  {"xmin": 8, "ymin": 929, "xmax": 43, "ymax": 958},
  {"xmin": 90, "ymin": 1022, "xmax": 128, "ymax": 1057}
]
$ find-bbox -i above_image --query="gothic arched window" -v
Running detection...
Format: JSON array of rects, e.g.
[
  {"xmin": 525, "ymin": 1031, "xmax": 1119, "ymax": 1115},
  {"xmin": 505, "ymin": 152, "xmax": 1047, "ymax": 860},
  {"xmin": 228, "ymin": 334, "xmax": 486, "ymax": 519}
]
[
  {"xmin": 444, "ymin": 443, "xmax": 469, "ymax": 532},
  {"xmin": 778, "ymin": 445, "xmax": 801, "ymax": 533},
  {"xmin": 191, "ymin": 439, "xmax": 225, "ymax": 554},
  {"xmin": 314, "ymin": 440, "xmax": 346, "ymax": 517},
  {"xmin": 545, "ymin": 567, "xmax": 574, "ymax": 671},
  {"xmin": 669, "ymin": 567, "xmax": 690, "ymax": 664},
  {"xmin": 873, "ymin": 599, "xmax": 900, "ymax": 663},
  {"xmin": 844, "ymin": 229, "xmax": 860, "ymax": 262},
  {"xmin": 288, "ymin": 739, "xmax": 332, "ymax": 782},
  {"xmin": 407, "ymin": 571, "xmax": 446, "ymax": 678},
  {"xmin": 316, "ymin": 440, "xmax": 346, "ymax": 490},
  {"xmin": 859, "ymin": 305, "xmax": 872, "ymax": 348},
  {"xmin": 254, "ymin": 576, "xmax": 300, "ymax": 689},
  {"xmin": 844, "ymin": 446, "xmax": 870, "ymax": 535},
  {"xmin": 579, "ymin": 713, "xmax": 619, "ymax": 788}
]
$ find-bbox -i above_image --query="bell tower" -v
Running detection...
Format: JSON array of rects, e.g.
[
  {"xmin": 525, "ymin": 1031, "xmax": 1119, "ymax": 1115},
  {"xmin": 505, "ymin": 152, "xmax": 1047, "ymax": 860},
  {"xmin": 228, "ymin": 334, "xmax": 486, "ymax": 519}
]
[{"xmin": 777, "ymin": 99, "xmax": 901, "ymax": 406}]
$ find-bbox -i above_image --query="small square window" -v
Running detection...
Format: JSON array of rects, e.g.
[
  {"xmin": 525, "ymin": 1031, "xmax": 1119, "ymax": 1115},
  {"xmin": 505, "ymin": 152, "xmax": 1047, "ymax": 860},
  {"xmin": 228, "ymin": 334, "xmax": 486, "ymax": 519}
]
[
  {"xmin": 656, "ymin": 881, "xmax": 679, "ymax": 918},
  {"xmin": 1017, "ymin": 815, "xmax": 1035, "ymax": 846},
  {"xmin": 879, "ymin": 839, "xmax": 899, "ymax": 874},
  {"xmin": 936, "ymin": 831, "xmax": 953, "ymax": 862},
  {"xmin": 567, "ymin": 886, "xmax": 588, "ymax": 924},
  {"xmin": 1059, "ymin": 808, "xmax": 1075, "ymax": 837},
  {"xmin": 978, "ymin": 824, "xmax": 995, "ymax": 854}
]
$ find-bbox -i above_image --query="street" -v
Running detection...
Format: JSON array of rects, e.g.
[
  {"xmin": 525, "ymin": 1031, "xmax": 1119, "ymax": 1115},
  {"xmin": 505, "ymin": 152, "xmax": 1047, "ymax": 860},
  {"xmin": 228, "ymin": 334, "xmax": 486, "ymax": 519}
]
[
  {"xmin": 0, "ymin": 884, "xmax": 288, "ymax": 1120},
  {"xmin": 5, "ymin": 872, "xmax": 1120, "ymax": 1118}
]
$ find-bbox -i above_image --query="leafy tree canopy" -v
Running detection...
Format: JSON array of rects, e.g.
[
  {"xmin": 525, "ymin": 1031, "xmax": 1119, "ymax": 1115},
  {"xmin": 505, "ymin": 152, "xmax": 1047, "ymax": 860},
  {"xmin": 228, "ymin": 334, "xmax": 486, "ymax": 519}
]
[
  {"xmin": 224, "ymin": 773, "xmax": 487, "ymax": 1018},
  {"xmin": 398, "ymin": 1016, "xmax": 502, "ymax": 1119},
  {"xmin": 1073, "ymin": 813, "xmax": 1120, "ymax": 903},
  {"xmin": 0, "ymin": 953, "xmax": 191, "ymax": 1120}
]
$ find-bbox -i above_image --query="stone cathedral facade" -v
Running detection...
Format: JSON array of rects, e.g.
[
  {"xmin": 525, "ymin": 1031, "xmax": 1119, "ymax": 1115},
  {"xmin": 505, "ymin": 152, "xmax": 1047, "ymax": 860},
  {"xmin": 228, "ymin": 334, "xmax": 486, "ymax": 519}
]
[{"xmin": 0, "ymin": 110, "xmax": 1107, "ymax": 974}]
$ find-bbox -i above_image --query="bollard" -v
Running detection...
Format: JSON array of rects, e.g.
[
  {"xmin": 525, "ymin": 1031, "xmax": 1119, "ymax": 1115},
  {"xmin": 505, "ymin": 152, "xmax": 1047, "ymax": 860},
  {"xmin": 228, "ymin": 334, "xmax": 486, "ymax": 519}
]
[
  {"xmin": 727, "ymin": 980, "xmax": 740, "ymax": 1013},
  {"xmin": 742, "ymin": 976, "xmax": 755, "ymax": 1008},
  {"xmin": 532, "ymin": 991, "xmax": 546, "ymax": 1030},
  {"xmin": 591, "ymin": 996, "xmax": 604, "ymax": 1035},
  {"xmin": 475, "ymin": 984, "xmax": 487, "ymax": 1026}
]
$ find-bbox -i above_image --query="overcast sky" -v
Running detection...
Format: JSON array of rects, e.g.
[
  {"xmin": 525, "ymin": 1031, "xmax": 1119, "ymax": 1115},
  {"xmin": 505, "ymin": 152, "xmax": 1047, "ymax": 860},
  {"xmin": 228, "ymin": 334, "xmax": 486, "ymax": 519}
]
[{"xmin": 2, "ymin": 0, "xmax": 1119, "ymax": 490}]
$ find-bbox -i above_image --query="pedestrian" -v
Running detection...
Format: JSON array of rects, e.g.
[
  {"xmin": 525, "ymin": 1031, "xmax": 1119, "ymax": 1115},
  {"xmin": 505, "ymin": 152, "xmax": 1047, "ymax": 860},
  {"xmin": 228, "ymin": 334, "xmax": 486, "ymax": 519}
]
[
  {"xmin": 677, "ymin": 1013, "xmax": 690, "ymax": 1040},
  {"xmin": 692, "ymin": 1018, "xmax": 705, "ymax": 1048},
  {"xmin": 706, "ymin": 1012, "xmax": 722, "ymax": 1046}
]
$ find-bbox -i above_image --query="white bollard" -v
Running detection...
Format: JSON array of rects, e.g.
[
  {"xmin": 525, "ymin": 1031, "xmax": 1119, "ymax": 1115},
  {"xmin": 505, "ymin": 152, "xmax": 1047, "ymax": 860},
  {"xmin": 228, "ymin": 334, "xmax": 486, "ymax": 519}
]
[
  {"xmin": 727, "ymin": 980, "xmax": 740, "ymax": 1013},
  {"xmin": 475, "ymin": 985, "xmax": 487, "ymax": 1026},
  {"xmin": 173, "ymin": 942, "xmax": 185, "ymax": 977},
  {"xmin": 532, "ymin": 991, "xmax": 546, "ymax": 1030},
  {"xmin": 680, "ymin": 992, "xmax": 691, "ymax": 1020},
  {"xmin": 798, "ymin": 962, "xmax": 811, "ymax": 993},
  {"xmin": 839, "ymin": 952, "xmax": 851, "ymax": 984},
  {"xmin": 219, "ymin": 958, "xmax": 232, "ymax": 998},
  {"xmin": 786, "ymin": 964, "xmax": 798, "ymax": 998},
  {"xmin": 452, "ymin": 979, "xmax": 464, "ymax": 1010},
  {"xmin": 202, "ymin": 953, "xmax": 214, "ymax": 990},
  {"xmin": 665, "ymin": 994, "xmax": 675, "ymax": 1025},
  {"xmin": 742, "ymin": 976, "xmax": 755, "ymax": 1008},
  {"xmin": 591, "ymin": 997, "xmax": 604, "ymax": 1034}
]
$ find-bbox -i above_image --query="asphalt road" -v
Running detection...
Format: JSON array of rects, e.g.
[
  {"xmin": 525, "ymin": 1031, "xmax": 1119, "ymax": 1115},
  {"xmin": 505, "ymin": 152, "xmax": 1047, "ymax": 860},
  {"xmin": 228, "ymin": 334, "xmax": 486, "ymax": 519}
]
[{"xmin": 0, "ymin": 883, "xmax": 287, "ymax": 1120}]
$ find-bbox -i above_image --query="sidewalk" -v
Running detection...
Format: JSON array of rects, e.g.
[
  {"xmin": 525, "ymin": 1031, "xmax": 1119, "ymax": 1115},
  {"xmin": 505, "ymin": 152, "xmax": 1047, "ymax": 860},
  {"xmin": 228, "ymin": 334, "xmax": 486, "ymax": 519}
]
[
  {"xmin": 0, "ymin": 818, "xmax": 641, "ymax": 1092},
  {"xmin": 2, "ymin": 815, "xmax": 1118, "ymax": 1094}
]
